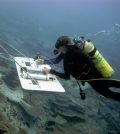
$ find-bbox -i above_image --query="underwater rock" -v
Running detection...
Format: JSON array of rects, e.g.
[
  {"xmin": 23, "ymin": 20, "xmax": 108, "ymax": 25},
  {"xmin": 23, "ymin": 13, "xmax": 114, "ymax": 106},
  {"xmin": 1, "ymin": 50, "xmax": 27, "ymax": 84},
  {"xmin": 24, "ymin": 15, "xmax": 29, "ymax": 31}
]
[
  {"xmin": 0, "ymin": 93, "xmax": 7, "ymax": 103},
  {"xmin": 0, "ymin": 79, "xmax": 3, "ymax": 85},
  {"xmin": 45, "ymin": 126, "xmax": 54, "ymax": 132},
  {"xmin": 55, "ymin": 115, "xmax": 67, "ymax": 125},
  {"xmin": 0, "ymin": 58, "xmax": 9, "ymax": 67},
  {"xmin": 49, "ymin": 100, "xmax": 86, "ymax": 123},
  {"xmin": 19, "ymin": 100, "xmax": 46, "ymax": 119},
  {"xmin": 45, "ymin": 120, "xmax": 55, "ymax": 132},
  {"xmin": 17, "ymin": 128, "xmax": 28, "ymax": 134},
  {"xmin": 46, "ymin": 120, "xmax": 55, "ymax": 126},
  {"xmin": 0, "ymin": 81, "xmax": 23, "ymax": 103},
  {"xmin": 0, "ymin": 73, "xmax": 4, "ymax": 85},
  {"xmin": 58, "ymin": 112, "xmax": 85, "ymax": 123},
  {"xmin": 0, "ymin": 37, "xmax": 120, "ymax": 134},
  {"xmin": 51, "ymin": 100, "xmax": 69, "ymax": 108},
  {"xmin": 2, "ymin": 69, "xmax": 20, "ymax": 89},
  {"xmin": 0, "ymin": 125, "xmax": 8, "ymax": 134},
  {"xmin": 0, "ymin": 113, "xmax": 17, "ymax": 134}
]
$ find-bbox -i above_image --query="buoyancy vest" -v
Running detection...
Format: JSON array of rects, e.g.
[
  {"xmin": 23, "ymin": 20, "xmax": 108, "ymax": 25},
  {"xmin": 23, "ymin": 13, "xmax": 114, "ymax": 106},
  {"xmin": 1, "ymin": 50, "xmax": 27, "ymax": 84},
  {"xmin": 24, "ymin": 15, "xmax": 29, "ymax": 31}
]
[{"xmin": 63, "ymin": 46, "xmax": 91, "ymax": 79}]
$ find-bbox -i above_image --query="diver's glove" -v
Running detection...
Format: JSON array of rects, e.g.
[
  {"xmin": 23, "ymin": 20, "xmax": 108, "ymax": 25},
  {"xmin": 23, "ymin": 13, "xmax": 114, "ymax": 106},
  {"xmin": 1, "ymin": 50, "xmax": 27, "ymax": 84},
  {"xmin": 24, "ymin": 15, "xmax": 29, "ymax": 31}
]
[
  {"xmin": 34, "ymin": 54, "xmax": 44, "ymax": 65},
  {"xmin": 35, "ymin": 59, "xmax": 44, "ymax": 65},
  {"xmin": 34, "ymin": 54, "xmax": 42, "ymax": 60},
  {"xmin": 50, "ymin": 69, "xmax": 56, "ymax": 74},
  {"xmin": 36, "ymin": 59, "xmax": 44, "ymax": 65}
]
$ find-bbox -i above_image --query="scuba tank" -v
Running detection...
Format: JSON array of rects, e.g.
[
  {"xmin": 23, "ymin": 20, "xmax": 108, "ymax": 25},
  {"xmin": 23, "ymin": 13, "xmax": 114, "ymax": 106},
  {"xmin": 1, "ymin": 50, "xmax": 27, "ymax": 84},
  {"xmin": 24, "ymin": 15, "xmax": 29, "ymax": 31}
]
[{"xmin": 82, "ymin": 40, "xmax": 114, "ymax": 78}]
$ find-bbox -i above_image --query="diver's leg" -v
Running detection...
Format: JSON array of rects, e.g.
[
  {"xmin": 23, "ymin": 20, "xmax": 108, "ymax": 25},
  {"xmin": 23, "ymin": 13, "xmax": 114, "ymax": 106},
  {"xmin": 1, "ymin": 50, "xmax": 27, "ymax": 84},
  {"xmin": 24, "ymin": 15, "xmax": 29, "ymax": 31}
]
[
  {"xmin": 97, "ymin": 80, "xmax": 120, "ymax": 88},
  {"xmin": 108, "ymin": 91, "xmax": 120, "ymax": 101},
  {"xmin": 89, "ymin": 81, "xmax": 120, "ymax": 101}
]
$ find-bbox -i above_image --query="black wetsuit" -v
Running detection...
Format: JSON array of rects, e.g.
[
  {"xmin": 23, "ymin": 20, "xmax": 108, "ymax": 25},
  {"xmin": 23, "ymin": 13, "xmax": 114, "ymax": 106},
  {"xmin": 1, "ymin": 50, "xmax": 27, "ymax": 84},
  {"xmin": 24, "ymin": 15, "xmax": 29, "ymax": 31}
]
[
  {"xmin": 53, "ymin": 45, "xmax": 120, "ymax": 101},
  {"xmin": 53, "ymin": 45, "xmax": 97, "ymax": 79}
]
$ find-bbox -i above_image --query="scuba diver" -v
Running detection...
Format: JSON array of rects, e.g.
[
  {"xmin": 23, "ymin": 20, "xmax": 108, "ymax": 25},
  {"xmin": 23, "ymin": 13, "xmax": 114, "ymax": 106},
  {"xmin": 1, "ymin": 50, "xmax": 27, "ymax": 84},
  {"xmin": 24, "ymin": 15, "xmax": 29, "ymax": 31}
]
[{"xmin": 35, "ymin": 36, "xmax": 120, "ymax": 101}]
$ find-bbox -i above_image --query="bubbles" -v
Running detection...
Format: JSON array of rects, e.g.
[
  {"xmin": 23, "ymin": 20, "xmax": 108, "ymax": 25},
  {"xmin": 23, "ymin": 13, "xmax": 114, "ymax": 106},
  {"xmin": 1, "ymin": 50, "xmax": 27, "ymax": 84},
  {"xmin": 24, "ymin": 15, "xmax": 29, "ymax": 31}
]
[
  {"xmin": 114, "ymin": 23, "xmax": 120, "ymax": 33},
  {"xmin": 85, "ymin": 23, "xmax": 120, "ymax": 38},
  {"xmin": 94, "ymin": 30, "xmax": 106, "ymax": 36}
]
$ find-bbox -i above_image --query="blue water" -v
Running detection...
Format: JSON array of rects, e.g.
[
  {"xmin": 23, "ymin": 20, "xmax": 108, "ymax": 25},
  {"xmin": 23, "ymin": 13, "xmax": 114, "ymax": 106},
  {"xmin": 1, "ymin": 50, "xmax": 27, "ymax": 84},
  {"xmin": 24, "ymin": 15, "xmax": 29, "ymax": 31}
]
[
  {"xmin": 0, "ymin": 1, "xmax": 120, "ymax": 54},
  {"xmin": 0, "ymin": 0, "xmax": 120, "ymax": 133},
  {"xmin": 1, "ymin": 0, "xmax": 120, "ymax": 72}
]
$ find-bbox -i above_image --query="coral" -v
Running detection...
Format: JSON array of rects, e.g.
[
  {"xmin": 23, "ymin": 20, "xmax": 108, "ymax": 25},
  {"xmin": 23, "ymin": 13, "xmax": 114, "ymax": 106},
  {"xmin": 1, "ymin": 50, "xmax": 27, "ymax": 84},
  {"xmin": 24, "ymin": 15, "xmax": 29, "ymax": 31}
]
[{"xmin": 0, "ymin": 113, "xmax": 17, "ymax": 134}]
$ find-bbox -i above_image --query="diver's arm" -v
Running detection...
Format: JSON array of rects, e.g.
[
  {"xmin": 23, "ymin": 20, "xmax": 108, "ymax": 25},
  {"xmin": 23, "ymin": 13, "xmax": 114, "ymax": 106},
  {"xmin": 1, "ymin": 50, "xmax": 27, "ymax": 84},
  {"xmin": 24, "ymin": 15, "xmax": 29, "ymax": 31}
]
[
  {"xmin": 44, "ymin": 53, "xmax": 64, "ymax": 64},
  {"xmin": 50, "ymin": 69, "xmax": 70, "ymax": 80}
]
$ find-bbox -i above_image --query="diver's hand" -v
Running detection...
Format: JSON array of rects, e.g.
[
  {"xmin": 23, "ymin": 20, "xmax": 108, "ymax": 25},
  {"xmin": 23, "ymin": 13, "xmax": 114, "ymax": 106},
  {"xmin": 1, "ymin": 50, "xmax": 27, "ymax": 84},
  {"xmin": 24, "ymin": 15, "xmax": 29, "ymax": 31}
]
[
  {"xmin": 50, "ymin": 69, "xmax": 56, "ymax": 74},
  {"xmin": 35, "ymin": 59, "xmax": 44, "ymax": 65},
  {"xmin": 34, "ymin": 54, "xmax": 42, "ymax": 60},
  {"xmin": 50, "ymin": 69, "xmax": 70, "ymax": 80}
]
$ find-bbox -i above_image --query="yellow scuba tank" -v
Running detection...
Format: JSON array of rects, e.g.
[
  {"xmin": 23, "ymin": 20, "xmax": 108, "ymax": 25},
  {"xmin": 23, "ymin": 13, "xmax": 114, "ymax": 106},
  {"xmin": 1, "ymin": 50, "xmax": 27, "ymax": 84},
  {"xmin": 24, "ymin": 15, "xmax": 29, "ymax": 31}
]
[{"xmin": 83, "ymin": 40, "xmax": 114, "ymax": 78}]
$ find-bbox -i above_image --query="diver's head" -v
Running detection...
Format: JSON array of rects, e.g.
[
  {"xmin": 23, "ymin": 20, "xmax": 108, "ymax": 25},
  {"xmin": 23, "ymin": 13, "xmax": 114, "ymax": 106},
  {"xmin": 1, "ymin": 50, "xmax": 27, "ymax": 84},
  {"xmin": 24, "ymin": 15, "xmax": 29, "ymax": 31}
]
[
  {"xmin": 73, "ymin": 36, "xmax": 85, "ymax": 47},
  {"xmin": 54, "ymin": 36, "xmax": 74, "ymax": 55}
]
